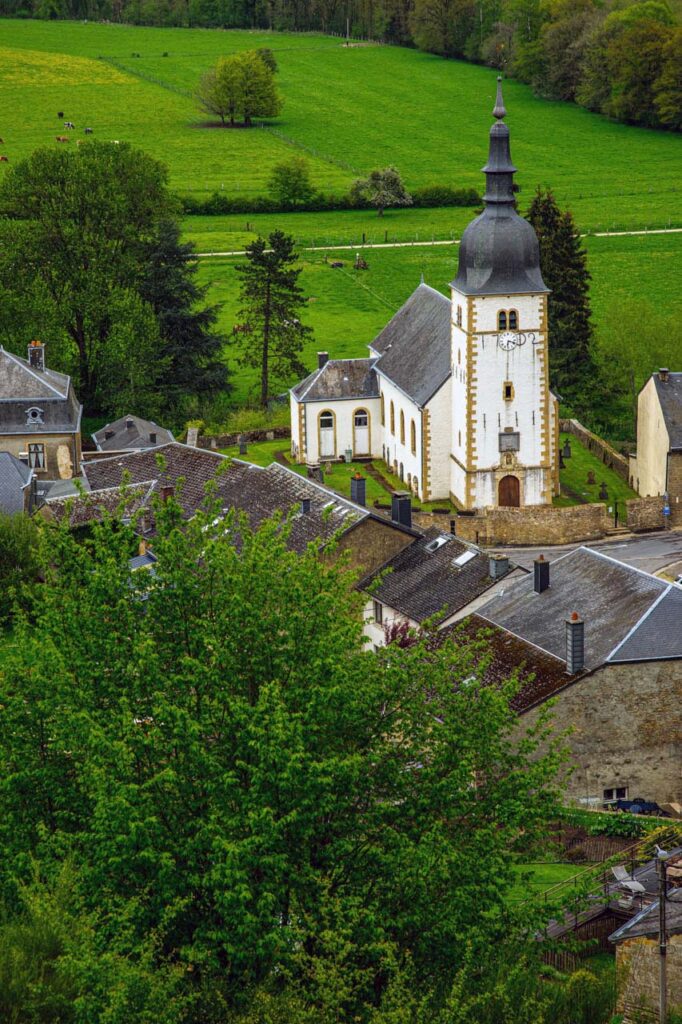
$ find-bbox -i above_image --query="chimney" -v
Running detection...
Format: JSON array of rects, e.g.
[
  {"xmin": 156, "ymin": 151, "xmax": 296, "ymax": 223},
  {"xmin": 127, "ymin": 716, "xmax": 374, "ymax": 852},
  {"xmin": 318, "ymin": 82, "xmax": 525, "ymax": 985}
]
[
  {"xmin": 533, "ymin": 555, "xmax": 550, "ymax": 594},
  {"xmin": 391, "ymin": 491, "xmax": 412, "ymax": 529},
  {"xmin": 149, "ymin": 432, "xmax": 157, "ymax": 444},
  {"xmin": 27, "ymin": 340, "xmax": 45, "ymax": 371},
  {"xmin": 301, "ymin": 497, "xmax": 311, "ymax": 514},
  {"xmin": 138, "ymin": 539, "xmax": 147, "ymax": 557},
  {"xmin": 104, "ymin": 429, "xmax": 114, "ymax": 440},
  {"xmin": 126, "ymin": 417, "xmax": 134, "ymax": 430},
  {"xmin": 566, "ymin": 612, "xmax": 585, "ymax": 674},
  {"xmin": 489, "ymin": 554, "xmax": 510, "ymax": 580},
  {"xmin": 659, "ymin": 368, "xmax": 670, "ymax": 383},
  {"xmin": 317, "ymin": 351, "xmax": 329, "ymax": 369},
  {"xmin": 160, "ymin": 484, "xmax": 174, "ymax": 502},
  {"xmin": 350, "ymin": 473, "xmax": 366, "ymax": 507}
]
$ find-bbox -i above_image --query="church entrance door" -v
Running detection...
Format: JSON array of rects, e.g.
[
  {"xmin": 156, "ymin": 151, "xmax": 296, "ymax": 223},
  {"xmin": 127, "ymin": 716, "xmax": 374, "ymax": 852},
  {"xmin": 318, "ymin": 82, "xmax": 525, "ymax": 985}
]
[
  {"xmin": 499, "ymin": 475, "xmax": 520, "ymax": 507},
  {"xmin": 353, "ymin": 409, "xmax": 370, "ymax": 455}
]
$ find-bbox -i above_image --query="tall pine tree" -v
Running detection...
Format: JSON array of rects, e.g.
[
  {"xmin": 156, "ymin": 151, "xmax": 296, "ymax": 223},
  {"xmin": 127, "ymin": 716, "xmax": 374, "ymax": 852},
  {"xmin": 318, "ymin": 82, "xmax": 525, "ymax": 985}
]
[
  {"xmin": 526, "ymin": 187, "xmax": 597, "ymax": 407},
  {"xmin": 140, "ymin": 220, "xmax": 229, "ymax": 414},
  {"xmin": 233, "ymin": 231, "xmax": 312, "ymax": 407}
]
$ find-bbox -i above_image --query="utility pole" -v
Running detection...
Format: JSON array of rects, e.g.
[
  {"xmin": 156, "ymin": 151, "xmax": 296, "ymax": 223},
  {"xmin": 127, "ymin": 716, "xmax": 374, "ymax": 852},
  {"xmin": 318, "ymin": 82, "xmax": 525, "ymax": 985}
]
[{"xmin": 657, "ymin": 851, "xmax": 669, "ymax": 1024}]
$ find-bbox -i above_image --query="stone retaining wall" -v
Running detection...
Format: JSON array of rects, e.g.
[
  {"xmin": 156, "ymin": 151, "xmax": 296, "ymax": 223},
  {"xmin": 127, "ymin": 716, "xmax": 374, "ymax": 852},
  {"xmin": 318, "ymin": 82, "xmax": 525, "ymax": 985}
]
[
  {"xmin": 626, "ymin": 496, "xmax": 665, "ymax": 533},
  {"xmin": 452, "ymin": 502, "xmax": 609, "ymax": 547},
  {"xmin": 560, "ymin": 418, "xmax": 630, "ymax": 482},
  {"xmin": 196, "ymin": 426, "xmax": 291, "ymax": 450}
]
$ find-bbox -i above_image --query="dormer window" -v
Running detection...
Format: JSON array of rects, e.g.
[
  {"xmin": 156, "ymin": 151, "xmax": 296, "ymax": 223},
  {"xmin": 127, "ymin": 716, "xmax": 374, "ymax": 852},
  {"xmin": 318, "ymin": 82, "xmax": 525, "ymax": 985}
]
[{"xmin": 26, "ymin": 406, "xmax": 44, "ymax": 426}]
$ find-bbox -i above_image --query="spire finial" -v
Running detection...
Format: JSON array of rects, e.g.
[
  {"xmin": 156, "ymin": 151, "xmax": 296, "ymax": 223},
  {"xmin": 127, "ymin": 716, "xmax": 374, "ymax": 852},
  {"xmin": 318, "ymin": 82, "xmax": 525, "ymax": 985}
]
[
  {"xmin": 493, "ymin": 75, "xmax": 506, "ymax": 120},
  {"xmin": 420, "ymin": 271, "xmax": 425, "ymax": 285}
]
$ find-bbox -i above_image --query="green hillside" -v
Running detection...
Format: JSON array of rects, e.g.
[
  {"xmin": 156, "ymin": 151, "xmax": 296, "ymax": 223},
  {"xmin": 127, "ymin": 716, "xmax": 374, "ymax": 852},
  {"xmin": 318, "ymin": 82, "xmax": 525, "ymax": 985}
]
[
  {"xmin": 198, "ymin": 232, "xmax": 682, "ymax": 406},
  {"xmin": 1, "ymin": 19, "xmax": 681, "ymax": 231}
]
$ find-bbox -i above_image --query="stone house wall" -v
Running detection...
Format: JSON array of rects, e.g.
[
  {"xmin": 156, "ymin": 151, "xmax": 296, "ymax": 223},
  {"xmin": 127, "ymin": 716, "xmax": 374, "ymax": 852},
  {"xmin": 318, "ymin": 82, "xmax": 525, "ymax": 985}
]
[
  {"xmin": 627, "ymin": 496, "xmax": 666, "ymax": 533},
  {"xmin": 617, "ymin": 933, "xmax": 682, "ymax": 1021}
]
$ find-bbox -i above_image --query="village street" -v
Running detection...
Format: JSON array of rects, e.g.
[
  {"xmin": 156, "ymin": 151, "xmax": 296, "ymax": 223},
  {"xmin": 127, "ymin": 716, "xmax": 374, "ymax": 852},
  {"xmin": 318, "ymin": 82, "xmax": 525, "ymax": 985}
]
[{"xmin": 495, "ymin": 528, "xmax": 682, "ymax": 576}]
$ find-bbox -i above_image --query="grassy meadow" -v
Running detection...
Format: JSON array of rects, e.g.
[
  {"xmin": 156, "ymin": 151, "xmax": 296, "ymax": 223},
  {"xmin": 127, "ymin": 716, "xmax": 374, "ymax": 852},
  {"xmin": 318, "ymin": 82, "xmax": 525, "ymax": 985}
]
[
  {"xmin": 200, "ymin": 232, "xmax": 682, "ymax": 405},
  {"xmin": 1, "ymin": 19, "xmax": 682, "ymax": 231}
]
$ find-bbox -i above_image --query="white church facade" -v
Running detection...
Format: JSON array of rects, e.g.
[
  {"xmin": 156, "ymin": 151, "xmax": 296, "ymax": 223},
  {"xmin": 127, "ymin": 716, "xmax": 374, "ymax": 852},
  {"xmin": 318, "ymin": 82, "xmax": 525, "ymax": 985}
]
[{"xmin": 290, "ymin": 79, "xmax": 559, "ymax": 509}]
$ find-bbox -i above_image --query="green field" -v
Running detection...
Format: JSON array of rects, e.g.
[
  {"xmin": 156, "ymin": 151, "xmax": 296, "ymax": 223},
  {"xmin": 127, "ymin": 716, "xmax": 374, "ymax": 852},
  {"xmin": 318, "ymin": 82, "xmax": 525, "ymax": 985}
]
[
  {"xmin": 2, "ymin": 18, "xmax": 682, "ymax": 231},
  {"xmin": 199, "ymin": 232, "xmax": 682, "ymax": 405}
]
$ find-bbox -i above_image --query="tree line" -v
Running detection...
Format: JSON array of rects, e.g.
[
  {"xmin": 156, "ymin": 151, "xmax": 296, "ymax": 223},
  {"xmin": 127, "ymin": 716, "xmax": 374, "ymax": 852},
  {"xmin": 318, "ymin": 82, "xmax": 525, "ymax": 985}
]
[{"xmin": 8, "ymin": 0, "xmax": 681, "ymax": 133}]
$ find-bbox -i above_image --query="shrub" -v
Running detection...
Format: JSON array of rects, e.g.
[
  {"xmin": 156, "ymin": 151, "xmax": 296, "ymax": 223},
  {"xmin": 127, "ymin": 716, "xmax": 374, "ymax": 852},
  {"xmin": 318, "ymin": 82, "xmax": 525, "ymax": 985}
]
[
  {"xmin": 0, "ymin": 512, "xmax": 40, "ymax": 624},
  {"xmin": 178, "ymin": 185, "xmax": 481, "ymax": 216}
]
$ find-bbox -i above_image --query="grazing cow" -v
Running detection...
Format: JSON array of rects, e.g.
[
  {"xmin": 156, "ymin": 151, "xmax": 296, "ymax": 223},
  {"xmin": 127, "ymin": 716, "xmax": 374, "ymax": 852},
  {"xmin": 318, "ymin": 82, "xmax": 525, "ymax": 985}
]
[
  {"xmin": 330, "ymin": 261, "xmax": 344, "ymax": 268},
  {"xmin": 56, "ymin": 136, "xmax": 70, "ymax": 143},
  {"xmin": 0, "ymin": 156, "xmax": 8, "ymax": 163},
  {"xmin": 84, "ymin": 127, "xmax": 93, "ymax": 134},
  {"xmin": 64, "ymin": 121, "xmax": 75, "ymax": 129},
  {"xmin": 0, "ymin": 138, "xmax": 4, "ymax": 144},
  {"xmin": 57, "ymin": 111, "xmax": 64, "ymax": 118},
  {"xmin": 112, "ymin": 139, "xmax": 120, "ymax": 145}
]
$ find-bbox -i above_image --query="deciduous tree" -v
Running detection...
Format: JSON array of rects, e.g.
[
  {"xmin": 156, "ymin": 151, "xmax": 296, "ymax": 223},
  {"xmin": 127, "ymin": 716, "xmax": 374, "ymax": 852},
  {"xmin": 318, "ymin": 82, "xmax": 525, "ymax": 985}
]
[
  {"xmin": 195, "ymin": 50, "xmax": 282, "ymax": 127},
  {"xmin": 350, "ymin": 166, "xmax": 413, "ymax": 217},
  {"xmin": 268, "ymin": 156, "xmax": 315, "ymax": 207},
  {"xmin": 233, "ymin": 230, "xmax": 312, "ymax": 406}
]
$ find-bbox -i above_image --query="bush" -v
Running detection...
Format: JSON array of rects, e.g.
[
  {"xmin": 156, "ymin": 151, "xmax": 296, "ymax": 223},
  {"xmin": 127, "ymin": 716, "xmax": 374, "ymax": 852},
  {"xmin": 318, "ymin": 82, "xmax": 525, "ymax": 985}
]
[
  {"xmin": 179, "ymin": 185, "xmax": 481, "ymax": 216},
  {"xmin": 0, "ymin": 512, "xmax": 40, "ymax": 624},
  {"xmin": 412, "ymin": 184, "xmax": 482, "ymax": 207}
]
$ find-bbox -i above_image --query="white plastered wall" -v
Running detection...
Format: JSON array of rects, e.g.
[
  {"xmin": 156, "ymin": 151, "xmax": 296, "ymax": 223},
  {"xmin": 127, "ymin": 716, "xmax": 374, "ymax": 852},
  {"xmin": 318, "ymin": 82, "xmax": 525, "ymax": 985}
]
[
  {"xmin": 378, "ymin": 375, "xmax": 424, "ymax": 497},
  {"xmin": 636, "ymin": 377, "xmax": 670, "ymax": 496},
  {"xmin": 363, "ymin": 598, "xmax": 418, "ymax": 648},
  {"xmin": 425, "ymin": 382, "xmax": 452, "ymax": 501},
  {"xmin": 302, "ymin": 397, "xmax": 381, "ymax": 464}
]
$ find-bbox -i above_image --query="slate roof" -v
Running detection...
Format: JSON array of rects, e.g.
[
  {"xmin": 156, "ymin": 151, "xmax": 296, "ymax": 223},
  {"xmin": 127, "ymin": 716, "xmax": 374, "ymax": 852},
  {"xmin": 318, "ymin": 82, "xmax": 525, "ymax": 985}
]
[
  {"xmin": 477, "ymin": 547, "xmax": 673, "ymax": 670},
  {"xmin": 653, "ymin": 372, "xmax": 682, "ymax": 451},
  {"xmin": 368, "ymin": 284, "xmax": 451, "ymax": 407},
  {"xmin": 439, "ymin": 614, "xmax": 580, "ymax": 712},
  {"xmin": 93, "ymin": 414, "xmax": 174, "ymax": 452},
  {"xmin": 0, "ymin": 347, "xmax": 81, "ymax": 435},
  {"xmin": 45, "ymin": 482, "xmax": 155, "ymax": 528},
  {"xmin": 361, "ymin": 527, "xmax": 515, "ymax": 624},
  {"xmin": 292, "ymin": 359, "xmax": 379, "ymax": 402},
  {"xmin": 607, "ymin": 584, "xmax": 682, "ymax": 663},
  {"xmin": 0, "ymin": 452, "xmax": 32, "ymax": 514},
  {"xmin": 60, "ymin": 443, "xmax": 417, "ymax": 553}
]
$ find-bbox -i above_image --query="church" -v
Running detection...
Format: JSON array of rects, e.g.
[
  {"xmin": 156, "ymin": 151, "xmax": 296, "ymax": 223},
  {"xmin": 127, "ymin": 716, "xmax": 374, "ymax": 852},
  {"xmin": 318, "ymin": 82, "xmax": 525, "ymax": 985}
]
[{"xmin": 290, "ymin": 80, "xmax": 559, "ymax": 508}]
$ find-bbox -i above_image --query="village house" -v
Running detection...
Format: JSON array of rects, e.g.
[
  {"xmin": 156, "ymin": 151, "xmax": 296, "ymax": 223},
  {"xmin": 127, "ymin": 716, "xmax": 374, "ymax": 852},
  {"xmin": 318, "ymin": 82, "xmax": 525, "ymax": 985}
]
[
  {"xmin": 631, "ymin": 369, "xmax": 682, "ymax": 527},
  {"xmin": 361, "ymin": 524, "xmax": 525, "ymax": 649},
  {"xmin": 0, "ymin": 451, "xmax": 34, "ymax": 515},
  {"xmin": 92, "ymin": 413, "xmax": 174, "ymax": 453},
  {"xmin": 41, "ymin": 442, "xmax": 419, "ymax": 576},
  {"xmin": 470, "ymin": 546, "xmax": 682, "ymax": 808},
  {"xmin": 0, "ymin": 341, "xmax": 82, "ymax": 480},
  {"xmin": 290, "ymin": 79, "xmax": 559, "ymax": 509}
]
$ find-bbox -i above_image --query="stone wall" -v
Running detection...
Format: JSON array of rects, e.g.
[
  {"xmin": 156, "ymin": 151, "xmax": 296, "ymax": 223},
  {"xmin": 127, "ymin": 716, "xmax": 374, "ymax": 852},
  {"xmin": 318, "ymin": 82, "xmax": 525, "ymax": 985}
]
[
  {"xmin": 197, "ymin": 426, "xmax": 291, "ymax": 450},
  {"xmin": 561, "ymin": 418, "xmax": 630, "ymax": 482},
  {"xmin": 669, "ymin": 452, "xmax": 682, "ymax": 528},
  {"xmin": 617, "ymin": 933, "xmax": 682, "ymax": 1021},
  {"xmin": 627, "ymin": 496, "xmax": 666, "ymax": 533},
  {"xmin": 451, "ymin": 502, "xmax": 609, "ymax": 547}
]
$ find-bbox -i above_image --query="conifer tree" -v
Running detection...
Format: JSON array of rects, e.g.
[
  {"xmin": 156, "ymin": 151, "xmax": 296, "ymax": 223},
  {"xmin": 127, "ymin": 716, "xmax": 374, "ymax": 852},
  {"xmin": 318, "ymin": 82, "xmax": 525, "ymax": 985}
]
[
  {"xmin": 233, "ymin": 231, "xmax": 312, "ymax": 407},
  {"xmin": 526, "ymin": 187, "xmax": 597, "ymax": 405},
  {"xmin": 139, "ymin": 220, "xmax": 229, "ymax": 414}
]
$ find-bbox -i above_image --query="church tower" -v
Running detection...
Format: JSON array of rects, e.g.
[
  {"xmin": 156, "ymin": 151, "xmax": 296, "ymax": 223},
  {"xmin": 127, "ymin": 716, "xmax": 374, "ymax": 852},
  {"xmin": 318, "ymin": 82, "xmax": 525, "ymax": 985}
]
[{"xmin": 450, "ymin": 79, "xmax": 557, "ymax": 509}]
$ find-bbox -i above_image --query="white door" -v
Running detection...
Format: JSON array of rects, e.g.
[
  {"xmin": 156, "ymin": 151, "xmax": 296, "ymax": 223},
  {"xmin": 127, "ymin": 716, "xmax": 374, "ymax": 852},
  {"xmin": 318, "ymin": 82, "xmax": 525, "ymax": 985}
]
[
  {"xmin": 319, "ymin": 411, "xmax": 335, "ymax": 458},
  {"xmin": 354, "ymin": 409, "xmax": 369, "ymax": 455}
]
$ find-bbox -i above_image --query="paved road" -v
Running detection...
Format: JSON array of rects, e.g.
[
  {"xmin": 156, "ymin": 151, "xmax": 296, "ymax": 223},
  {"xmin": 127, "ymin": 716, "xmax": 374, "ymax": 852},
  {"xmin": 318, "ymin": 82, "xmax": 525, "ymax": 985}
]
[
  {"xmin": 195, "ymin": 226, "xmax": 682, "ymax": 259},
  {"xmin": 494, "ymin": 529, "xmax": 682, "ymax": 577}
]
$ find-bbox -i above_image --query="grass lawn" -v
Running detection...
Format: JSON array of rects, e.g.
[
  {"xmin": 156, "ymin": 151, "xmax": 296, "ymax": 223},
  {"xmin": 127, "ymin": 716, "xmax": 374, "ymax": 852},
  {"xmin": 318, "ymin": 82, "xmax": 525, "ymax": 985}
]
[
  {"xmin": 557, "ymin": 433, "xmax": 637, "ymax": 514},
  {"xmin": 2, "ymin": 19, "xmax": 681, "ymax": 230},
  {"xmin": 199, "ymin": 232, "xmax": 682, "ymax": 407},
  {"xmin": 507, "ymin": 862, "xmax": 589, "ymax": 904}
]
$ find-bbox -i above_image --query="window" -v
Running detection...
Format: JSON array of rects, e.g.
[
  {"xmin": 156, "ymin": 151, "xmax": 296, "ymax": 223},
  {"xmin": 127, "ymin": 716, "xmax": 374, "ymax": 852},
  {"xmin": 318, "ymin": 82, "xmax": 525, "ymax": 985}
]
[
  {"xmin": 373, "ymin": 600, "xmax": 383, "ymax": 625},
  {"xmin": 509, "ymin": 309, "xmax": 518, "ymax": 330},
  {"xmin": 380, "ymin": 393, "xmax": 385, "ymax": 426},
  {"xmin": 499, "ymin": 432, "xmax": 520, "ymax": 452},
  {"xmin": 26, "ymin": 406, "xmax": 44, "ymax": 426},
  {"xmin": 410, "ymin": 419, "xmax": 416, "ymax": 455},
  {"xmin": 603, "ymin": 786, "xmax": 628, "ymax": 802},
  {"xmin": 354, "ymin": 409, "xmax": 368, "ymax": 428},
  {"xmin": 390, "ymin": 401, "xmax": 395, "ymax": 435},
  {"xmin": 456, "ymin": 305, "xmax": 462, "ymax": 327},
  {"xmin": 28, "ymin": 442, "xmax": 45, "ymax": 470},
  {"xmin": 400, "ymin": 410, "xmax": 405, "ymax": 445},
  {"xmin": 407, "ymin": 472, "xmax": 412, "ymax": 487},
  {"xmin": 498, "ymin": 310, "xmax": 507, "ymax": 330},
  {"xmin": 503, "ymin": 381, "xmax": 514, "ymax": 401}
]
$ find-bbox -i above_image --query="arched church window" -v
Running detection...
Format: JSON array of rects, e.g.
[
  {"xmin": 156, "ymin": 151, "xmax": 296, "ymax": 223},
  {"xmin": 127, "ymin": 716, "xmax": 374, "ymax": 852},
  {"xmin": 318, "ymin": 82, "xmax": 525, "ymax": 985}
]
[
  {"xmin": 390, "ymin": 401, "xmax": 395, "ymax": 435},
  {"xmin": 410, "ymin": 419, "xmax": 416, "ymax": 455},
  {"xmin": 400, "ymin": 410, "xmax": 405, "ymax": 444},
  {"xmin": 498, "ymin": 311, "xmax": 507, "ymax": 330},
  {"xmin": 380, "ymin": 393, "xmax": 385, "ymax": 426},
  {"xmin": 509, "ymin": 309, "xmax": 518, "ymax": 330}
]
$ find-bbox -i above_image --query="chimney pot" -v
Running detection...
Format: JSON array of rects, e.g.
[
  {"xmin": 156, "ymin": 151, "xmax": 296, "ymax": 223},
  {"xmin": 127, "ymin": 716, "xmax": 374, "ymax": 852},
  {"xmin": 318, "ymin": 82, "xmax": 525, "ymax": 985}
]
[
  {"xmin": 391, "ymin": 491, "xmax": 412, "ymax": 529},
  {"xmin": 350, "ymin": 474, "xmax": 366, "ymax": 507},
  {"xmin": 104, "ymin": 429, "xmax": 114, "ymax": 440},
  {"xmin": 139, "ymin": 539, "xmax": 147, "ymax": 557},
  {"xmin": 301, "ymin": 497, "xmax": 311, "ymax": 514},
  {"xmin": 533, "ymin": 556, "xmax": 550, "ymax": 593},
  {"xmin": 149, "ymin": 432, "xmax": 157, "ymax": 444},
  {"xmin": 659, "ymin": 368, "xmax": 670, "ymax": 383},
  {"xmin": 566, "ymin": 613, "xmax": 585, "ymax": 674},
  {"xmin": 126, "ymin": 417, "xmax": 134, "ymax": 430},
  {"xmin": 489, "ymin": 554, "xmax": 510, "ymax": 579},
  {"xmin": 160, "ymin": 484, "xmax": 174, "ymax": 502},
  {"xmin": 317, "ymin": 351, "xmax": 329, "ymax": 369},
  {"xmin": 27, "ymin": 340, "xmax": 45, "ymax": 371}
]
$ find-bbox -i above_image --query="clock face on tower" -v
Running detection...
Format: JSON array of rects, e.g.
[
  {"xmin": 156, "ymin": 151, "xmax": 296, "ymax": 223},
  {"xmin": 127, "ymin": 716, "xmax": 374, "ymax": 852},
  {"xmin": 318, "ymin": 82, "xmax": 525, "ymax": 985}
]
[{"xmin": 498, "ymin": 331, "xmax": 519, "ymax": 350}]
